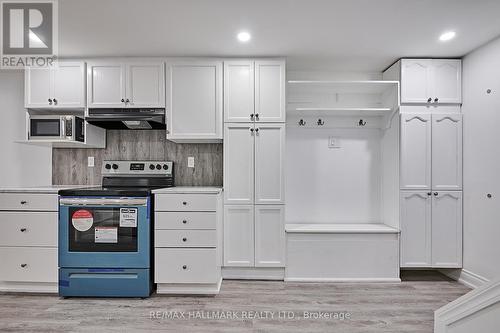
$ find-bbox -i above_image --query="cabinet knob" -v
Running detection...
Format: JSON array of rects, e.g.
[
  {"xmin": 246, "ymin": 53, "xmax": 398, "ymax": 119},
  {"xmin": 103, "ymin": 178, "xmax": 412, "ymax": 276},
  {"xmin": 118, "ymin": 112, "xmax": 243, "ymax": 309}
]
[
  {"xmin": 20, "ymin": 200, "xmax": 27, "ymax": 205},
  {"xmin": 427, "ymin": 97, "xmax": 432, "ymax": 103},
  {"xmin": 250, "ymin": 114, "xmax": 254, "ymax": 120},
  {"xmin": 182, "ymin": 220, "xmax": 187, "ymax": 224},
  {"xmin": 182, "ymin": 265, "xmax": 187, "ymax": 270},
  {"xmin": 53, "ymin": 98, "xmax": 57, "ymax": 104},
  {"xmin": 427, "ymin": 192, "xmax": 432, "ymax": 196},
  {"xmin": 250, "ymin": 128, "xmax": 254, "ymax": 133},
  {"xmin": 126, "ymin": 98, "xmax": 130, "ymax": 103},
  {"xmin": 433, "ymin": 192, "xmax": 438, "ymax": 196},
  {"xmin": 434, "ymin": 98, "xmax": 439, "ymax": 103},
  {"xmin": 182, "ymin": 201, "xmax": 187, "ymax": 205},
  {"xmin": 487, "ymin": 193, "xmax": 492, "ymax": 198},
  {"xmin": 182, "ymin": 237, "xmax": 187, "ymax": 242},
  {"xmin": 121, "ymin": 98, "xmax": 125, "ymax": 103},
  {"xmin": 20, "ymin": 264, "xmax": 27, "ymax": 268},
  {"xmin": 255, "ymin": 113, "xmax": 259, "ymax": 120},
  {"xmin": 255, "ymin": 128, "xmax": 259, "ymax": 133},
  {"xmin": 48, "ymin": 98, "xmax": 53, "ymax": 105},
  {"xmin": 20, "ymin": 228, "xmax": 27, "ymax": 232}
]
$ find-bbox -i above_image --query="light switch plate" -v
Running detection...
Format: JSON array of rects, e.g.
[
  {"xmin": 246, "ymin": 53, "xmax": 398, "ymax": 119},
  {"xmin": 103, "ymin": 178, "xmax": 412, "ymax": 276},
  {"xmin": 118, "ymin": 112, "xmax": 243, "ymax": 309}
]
[
  {"xmin": 88, "ymin": 156, "xmax": 95, "ymax": 167},
  {"xmin": 328, "ymin": 136, "xmax": 341, "ymax": 149},
  {"xmin": 187, "ymin": 156, "xmax": 195, "ymax": 168}
]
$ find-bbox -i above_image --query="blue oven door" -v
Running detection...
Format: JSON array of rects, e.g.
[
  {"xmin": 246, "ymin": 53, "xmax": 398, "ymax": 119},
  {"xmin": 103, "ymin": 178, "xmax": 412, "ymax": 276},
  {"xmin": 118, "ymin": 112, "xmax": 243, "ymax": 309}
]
[{"xmin": 59, "ymin": 197, "xmax": 150, "ymax": 269}]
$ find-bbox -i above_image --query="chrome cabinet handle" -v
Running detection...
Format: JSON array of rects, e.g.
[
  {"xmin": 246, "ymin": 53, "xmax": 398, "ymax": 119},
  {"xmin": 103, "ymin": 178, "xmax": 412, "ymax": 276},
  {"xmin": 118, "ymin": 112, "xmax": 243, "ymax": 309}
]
[
  {"xmin": 20, "ymin": 228, "xmax": 27, "ymax": 232},
  {"xmin": 20, "ymin": 264, "xmax": 27, "ymax": 268}
]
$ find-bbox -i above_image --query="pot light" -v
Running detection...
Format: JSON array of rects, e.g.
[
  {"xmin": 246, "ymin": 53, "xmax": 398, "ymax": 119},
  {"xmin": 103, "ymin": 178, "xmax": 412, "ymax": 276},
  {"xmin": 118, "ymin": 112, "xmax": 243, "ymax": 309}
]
[
  {"xmin": 237, "ymin": 31, "xmax": 251, "ymax": 42},
  {"xmin": 439, "ymin": 31, "xmax": 456, "ymax": 42}
]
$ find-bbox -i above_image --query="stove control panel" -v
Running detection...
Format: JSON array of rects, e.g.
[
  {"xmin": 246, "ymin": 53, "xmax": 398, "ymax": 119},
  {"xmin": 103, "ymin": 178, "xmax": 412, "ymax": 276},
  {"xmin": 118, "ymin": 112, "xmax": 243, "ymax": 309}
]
[{"xmin": 102, "ymin": 160, "xmax": 173, "ymax": 176}]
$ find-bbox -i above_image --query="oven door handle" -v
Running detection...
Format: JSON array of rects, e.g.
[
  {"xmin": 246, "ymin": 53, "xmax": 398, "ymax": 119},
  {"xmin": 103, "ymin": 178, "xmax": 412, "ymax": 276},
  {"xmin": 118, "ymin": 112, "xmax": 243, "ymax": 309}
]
[{"xmin": 59, "ymin": 198, "xmax": 148, "ymax": 206}]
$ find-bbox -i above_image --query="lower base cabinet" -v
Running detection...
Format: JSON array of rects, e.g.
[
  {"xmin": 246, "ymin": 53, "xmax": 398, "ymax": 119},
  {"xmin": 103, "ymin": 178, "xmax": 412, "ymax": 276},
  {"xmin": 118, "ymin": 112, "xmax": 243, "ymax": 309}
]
[
  {"xmin": 223, "ymin": 205, "xmax": 285, "ymax": 268},
  {"xmin": 400, "ymin": 191, "xmax": 462, "ymax": 268}
]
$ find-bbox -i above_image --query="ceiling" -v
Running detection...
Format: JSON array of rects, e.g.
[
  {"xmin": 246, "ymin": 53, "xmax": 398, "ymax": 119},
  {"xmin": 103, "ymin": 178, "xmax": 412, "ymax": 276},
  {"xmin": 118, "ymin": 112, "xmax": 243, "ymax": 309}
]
[{"xmin": 58, "ymin": 0, "xmax": 500, "ymax": 72}]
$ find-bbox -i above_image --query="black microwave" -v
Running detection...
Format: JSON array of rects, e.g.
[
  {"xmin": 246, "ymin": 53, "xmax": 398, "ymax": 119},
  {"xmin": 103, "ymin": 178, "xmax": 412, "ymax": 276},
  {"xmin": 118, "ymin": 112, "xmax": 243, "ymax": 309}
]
[{"xmin": 29, "ymin": 115, "xmax": 84, "ymax": 142}]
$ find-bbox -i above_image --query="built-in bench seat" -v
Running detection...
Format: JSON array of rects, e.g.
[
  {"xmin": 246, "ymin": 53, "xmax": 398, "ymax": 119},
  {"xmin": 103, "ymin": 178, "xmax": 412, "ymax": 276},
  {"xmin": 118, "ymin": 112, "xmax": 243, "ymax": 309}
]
[{"xmin": 285, "ymin": 223, "xmax": 400, "ymax": 282}]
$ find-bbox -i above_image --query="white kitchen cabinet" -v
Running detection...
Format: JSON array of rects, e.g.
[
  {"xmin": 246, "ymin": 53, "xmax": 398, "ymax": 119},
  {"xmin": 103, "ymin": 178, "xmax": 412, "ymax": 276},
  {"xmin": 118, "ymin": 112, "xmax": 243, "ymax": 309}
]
[
  {"xmin": 398, "ymin": 59, "xmax": 461, "ymax": 104},
  {"xmin": 400, "ymin": 191, "xmax": 432, "ymax": 267},
  {"xmin": 224, "ymin": 61, "xmax": 254, "ymax": 123},
  {"xmin": 166, "ymin": 61, "xmax": 222, "ymax": 142},
  {"xmin": 400, "ymin": 191, "xmax": 462, "ymax": 268},
  {"xmin": 223, "ymin": 205, "xmax": 255, "ymax": 267},
  {"xmin": 255, "ymin": 205, "xmax": 285, "ymax": 267},
  {"xmin": 224, "ymin": 59, "xmax": 285, "ymax": 123},
  {"xmin": 87, "ymin": 61, "xmax": 165, "ymax": 108},
  {"xmin": 400, "ymin": 113, "xmax": 432, "ymax": 190},
  {"xmin": 254, "ymin": 123, "xmax": 285, "ymax": 204},
  {"xmin": 224, "ymin": 123, "xmax": 255, "ymax": 205},
  {"xmin": 431, "ymin": 191, "xmax": 463, "ymax": 268},
  {"xmin": 25, "ymin": 61, "xmax": 86, "ymax": 109},
  {"xmin": 432, "ymin": 114, "xmax": 463, "ymax": 190}
]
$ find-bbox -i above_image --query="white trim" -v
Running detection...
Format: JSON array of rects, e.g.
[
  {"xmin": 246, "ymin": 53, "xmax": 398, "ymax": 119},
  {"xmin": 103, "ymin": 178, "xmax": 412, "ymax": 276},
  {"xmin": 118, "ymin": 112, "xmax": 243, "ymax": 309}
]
[
  {"xmin": 439, "ymin": 269, "xmax": 489, "ymax": 289},
  {"xmin": 284, "ymin": 277, "xmax": 401, "ymax": 283},
  {"xmin": 156, "ymin": 278, "xmax": 222, "ymax": 295},
  {"xmin": 222, "ymin": 267, "xmax": 284, "ymax": 280},
  {"xmin": 0, "ymin": 281, "xmax": 57, "ymax": 293}
]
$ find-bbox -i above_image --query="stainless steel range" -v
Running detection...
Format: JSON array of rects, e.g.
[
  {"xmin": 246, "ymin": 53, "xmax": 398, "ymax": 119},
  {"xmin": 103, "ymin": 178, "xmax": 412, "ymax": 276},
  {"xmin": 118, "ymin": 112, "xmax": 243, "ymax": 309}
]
[{"xmin": 57, "ymin": 160, "xmax": 173, "ymax": 297}]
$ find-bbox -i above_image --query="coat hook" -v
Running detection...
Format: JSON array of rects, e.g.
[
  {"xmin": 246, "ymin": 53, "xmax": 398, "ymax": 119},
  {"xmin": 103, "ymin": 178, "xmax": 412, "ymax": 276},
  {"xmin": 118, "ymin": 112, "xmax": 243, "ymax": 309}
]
[
  {"xmin": 298, "ymin": 119, "xmax": 306, "ymax": 126},
  {"xmin": 358, "ymin": 119, "xmax": 367, "ymax": 127},
  {"xmin": 317, "ymin": 119, "xmax": 325, "ymax": 126}
]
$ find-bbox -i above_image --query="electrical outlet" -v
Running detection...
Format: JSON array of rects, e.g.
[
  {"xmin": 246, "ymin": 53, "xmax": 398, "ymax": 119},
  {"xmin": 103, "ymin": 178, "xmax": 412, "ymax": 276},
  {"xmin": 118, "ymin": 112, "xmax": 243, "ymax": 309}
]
[
  {"xmin": 88, "ymin": 156, "xmax": 95, "ymax": 167},
  {"xmin": 328, "ymin": 136, "xmax": 341, "ymax": 149},
  {"xmin": 187, "ymin": 156, "xmax": 195, "ymax": 168}
]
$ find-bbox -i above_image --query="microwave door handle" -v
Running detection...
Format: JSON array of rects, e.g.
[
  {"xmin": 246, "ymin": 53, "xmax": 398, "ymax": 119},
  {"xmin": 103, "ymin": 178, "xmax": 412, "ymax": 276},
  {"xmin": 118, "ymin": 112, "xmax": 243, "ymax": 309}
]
[{"xmin": 61, "ymin": 117, "xmax": 66, "ymax": 138}]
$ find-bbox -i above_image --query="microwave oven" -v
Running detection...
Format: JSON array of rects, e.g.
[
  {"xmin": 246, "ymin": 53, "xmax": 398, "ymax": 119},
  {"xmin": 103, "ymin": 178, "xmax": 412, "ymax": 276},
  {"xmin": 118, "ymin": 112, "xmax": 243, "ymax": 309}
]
[{"xmin": 29, "ymin": 115, "xmax": 84, "ymax": 142}]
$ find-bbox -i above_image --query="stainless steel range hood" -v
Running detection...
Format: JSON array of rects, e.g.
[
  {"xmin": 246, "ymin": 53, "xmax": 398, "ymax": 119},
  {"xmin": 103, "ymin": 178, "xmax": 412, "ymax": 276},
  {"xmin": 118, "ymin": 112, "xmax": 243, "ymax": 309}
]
[{"xmin": 86, "ymin": 108, "xmax": 166, "ymax": 130}]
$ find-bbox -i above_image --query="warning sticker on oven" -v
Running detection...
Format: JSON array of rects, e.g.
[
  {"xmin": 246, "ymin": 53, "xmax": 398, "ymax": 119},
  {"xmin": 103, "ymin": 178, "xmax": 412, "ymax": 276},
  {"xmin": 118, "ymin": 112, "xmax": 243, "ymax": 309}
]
[
  {"xmin": 95, "ymin": 227, "xmax": 118, "ymax": 243},
  {"xmin": 71, "ymin": 209, "xmax": 93, "ymax": 232},
  {"xmin": 120, "ymin": 208, "xmax": 137, "ymax": 227}
]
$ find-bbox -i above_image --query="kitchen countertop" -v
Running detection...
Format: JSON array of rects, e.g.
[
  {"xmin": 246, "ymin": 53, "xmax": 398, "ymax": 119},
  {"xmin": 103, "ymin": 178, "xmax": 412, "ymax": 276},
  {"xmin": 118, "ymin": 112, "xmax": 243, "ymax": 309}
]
[
  {"xmin": 0, "ymin": 185, "xmax": 87, "ymax": 194},
  {"xmin": 152, "ymin": 186, "xmax": 223, "ymax": 194}
]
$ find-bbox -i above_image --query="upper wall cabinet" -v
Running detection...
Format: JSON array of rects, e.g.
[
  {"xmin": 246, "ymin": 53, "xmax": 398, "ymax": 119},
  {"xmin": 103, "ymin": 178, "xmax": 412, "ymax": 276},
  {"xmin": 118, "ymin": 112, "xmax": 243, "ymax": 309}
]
[
  {"xmin": 395, "ymin": 59, "xmax": 462, "ymax": 104},
  {"xmin": 166, "ymin": 60, "xmax": 222, "ymax": 142},
  {"xmin": 224, "ymin": 60, "xmax": 285, "ymax": 123},
  {"xmin": 25, "ymin": 61, "xmax": 86, "ymax": 109},
  {"xmin": 87, "ymin": 61, "xmax": 165, "ymax": 108}
]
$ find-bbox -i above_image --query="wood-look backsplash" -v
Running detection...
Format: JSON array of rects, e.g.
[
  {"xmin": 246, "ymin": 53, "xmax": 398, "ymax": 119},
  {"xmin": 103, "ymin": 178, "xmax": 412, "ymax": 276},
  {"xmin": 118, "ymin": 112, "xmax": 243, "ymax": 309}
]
[{"xmin": 52, "ymin": 130, "xmax": 223, "ymax": 186}]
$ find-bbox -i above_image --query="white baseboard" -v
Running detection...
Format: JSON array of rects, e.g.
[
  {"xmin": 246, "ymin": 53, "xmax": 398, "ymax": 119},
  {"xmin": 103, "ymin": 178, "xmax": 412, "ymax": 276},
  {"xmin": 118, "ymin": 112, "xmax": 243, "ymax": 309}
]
[
  {"xmin": 439, "ymin": 269, "xmax": 489, "ymax": 289},
  {"xmin": 156, "ymin": 278, "xmax": 222, "ymax": 295},
  {"xmin": 284, "ymin": 277, "xmax": 401, "ymax": 283},
  {"xmin": 0, "ymin": 281, "xmax": 57, "ymax": 293},
  {"xmin": 222, "ymin": 267, "xmax": 284, "ymax": 280}
]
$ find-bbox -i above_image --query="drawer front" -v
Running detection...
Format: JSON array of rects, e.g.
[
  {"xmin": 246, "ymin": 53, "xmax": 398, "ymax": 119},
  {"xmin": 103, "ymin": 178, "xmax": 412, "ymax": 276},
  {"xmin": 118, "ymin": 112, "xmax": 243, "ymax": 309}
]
[
  {"xmin": 155, "ymin": 230, "xmax": 217, "ymax": 247},
  {"xmin": 0, "ymin": 212, "xmax": 58, "ymax": 247},
  {"xmin": 0, "ymin": 247, "xmax": 58, "ymax": 283},
  {"xmin": 0, "ymin": 193, "xmax": 58, "ymax": 211},
  {"xmin": 155, "ymin": 211, "xmax": 216, "ymax": 230},
  {"xmin": 155, "ymin": 248, "xmax": 218, "ymax": 283},
  {"xmin": 155, "ymin": 194, "xmax": 217, "ymax": 211}
]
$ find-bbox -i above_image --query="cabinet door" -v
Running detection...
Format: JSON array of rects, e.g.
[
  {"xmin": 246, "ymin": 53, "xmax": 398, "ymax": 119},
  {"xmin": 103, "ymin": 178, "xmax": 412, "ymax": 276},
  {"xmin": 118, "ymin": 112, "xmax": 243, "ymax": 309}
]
[
  {"xmin": 432, "ymin": 191, "xmax": 463, "ymax": 268},
  {"xmin": 254, "ymin": 123, "xmax": 285, "ymax": 204},
  {"xmin": 126, "ymin": 62, "xmax": 165, "ymax": 108},
  {"xmin": 52, "ymin": 62, "xmax": 86, "ymax": 108},
  {"xmin": 166, "ymin": 61, "xmax": 222, "ymax": 140},
  {"xmin": 87, "ymin": 62, "xmax": 126, "ymax": 108},
  {"xmin": 432, "ymin": 59, "xmax": 462, "ymax": 104},
  {"xmin": 223, "ymin": 205, "xmax": 254, "ymax": 267},
  {"xmin": 400, "ymin": 59, "xmax": 433, "ymax": 103},
  {"xmin": 25, "ymin": 67, "xmax": 51, "ymax": 108},
  {"xmin": 224, "ymin": 123, "xmax": 255, "ymax": 205},
  {"xmin": 400, "ymin": 114, "xmax": 432, "ymax": 190},
  {"xmin": 255, "ymin": 60, "xmax": 286, "ymax": 122},
  {"xmin": 255, "ymin": 205, "xmax": 285, "ymax": 267},
  {"xmin": 224, "ymin": 61, "xmax": 254, "ymax": 123},
  {"xmin": 400, "ymin": 192, "xmax": 432, "ymax": 267},
  {"xmin": 432, "ymin": 114, "xmax": 463, "ymax": 190}
]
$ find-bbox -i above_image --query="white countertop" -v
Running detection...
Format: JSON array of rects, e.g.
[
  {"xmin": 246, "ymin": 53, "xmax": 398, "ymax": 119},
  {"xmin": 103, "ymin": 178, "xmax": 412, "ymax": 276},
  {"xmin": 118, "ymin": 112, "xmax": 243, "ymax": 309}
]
[
  {"xmin": 152, "ymin": 186, "xmax": 223, "ymax": 194},
  {"xmin": 285, "ymin": 223, "xmax": 399, "ymax": 234},
  {"xmin": 0, "ymin": 185, "xmax": 87, "ymax": 194}
]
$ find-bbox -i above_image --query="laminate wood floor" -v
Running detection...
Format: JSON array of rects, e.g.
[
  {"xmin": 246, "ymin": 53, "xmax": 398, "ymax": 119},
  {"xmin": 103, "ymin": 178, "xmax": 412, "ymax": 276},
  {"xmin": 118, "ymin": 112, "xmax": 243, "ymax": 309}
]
[{"xmin": 0, "ymin": 271, "xmax": 469, "ymax": 333}]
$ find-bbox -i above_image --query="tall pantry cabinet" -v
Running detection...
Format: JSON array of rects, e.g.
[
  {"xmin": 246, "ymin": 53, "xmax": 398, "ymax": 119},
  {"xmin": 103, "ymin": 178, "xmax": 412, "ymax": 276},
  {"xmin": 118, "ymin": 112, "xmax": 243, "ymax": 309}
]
[
  {"xmin": 384, "ymin": 59, "xmax": 463, "ymax": 268},
  {"xmin": 223, "ymin": 60, "xmax": 286, "ymax": 269}
]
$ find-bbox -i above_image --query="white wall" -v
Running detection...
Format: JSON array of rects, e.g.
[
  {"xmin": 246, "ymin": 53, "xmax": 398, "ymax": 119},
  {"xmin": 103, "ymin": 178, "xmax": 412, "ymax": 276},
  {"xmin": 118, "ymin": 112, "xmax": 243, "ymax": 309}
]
[
  {"xmin": 462, "ymin": 37, "xmax": 500, "ymax": 282},
  {"xmin": 0, "ymin": 70, "xmax": 52, "ymax": 187}
]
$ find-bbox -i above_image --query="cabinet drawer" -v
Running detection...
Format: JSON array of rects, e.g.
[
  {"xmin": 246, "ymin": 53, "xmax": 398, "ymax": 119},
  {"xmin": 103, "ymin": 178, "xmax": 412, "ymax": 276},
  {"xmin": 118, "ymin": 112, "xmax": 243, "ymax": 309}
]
[
  {"xmin": 155, "ymin": 211, "xmax": 216, "ymax": 230},
  {"xmin": 155, "ymin": 248, "xmax": 218, "ymax": 284},
  {"xmin": 155, "ymin": 230, "xmax": 216, "ymax": 248},
  {"xmin": 155, "ymin": 194, "xmax": 217, "ymax": 211},
  {"xmin": 0, "ymin": 193, "xmax": 58, "ymax": 211},
  {"xmin": 0, "ymin": 212, "xmax": 57, "ymax": 247},
  {"xmin": 0, "ymin": 247, "xmax": 57, "ymax": 283}
]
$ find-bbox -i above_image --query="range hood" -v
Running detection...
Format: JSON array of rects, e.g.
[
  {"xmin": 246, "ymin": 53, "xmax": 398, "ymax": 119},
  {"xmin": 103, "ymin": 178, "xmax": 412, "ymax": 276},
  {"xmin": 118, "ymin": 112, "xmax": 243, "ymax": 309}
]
[{"xmin": 86, "ymin": 108, "xmax": 166, "ymax": 130}]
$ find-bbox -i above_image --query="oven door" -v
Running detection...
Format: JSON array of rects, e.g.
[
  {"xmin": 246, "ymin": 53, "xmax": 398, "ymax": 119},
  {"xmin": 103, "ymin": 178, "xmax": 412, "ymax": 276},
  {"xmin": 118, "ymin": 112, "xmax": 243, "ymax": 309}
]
[{"xmin": 58, "ymin": 197, "xmax": 150, "ymax": 268}]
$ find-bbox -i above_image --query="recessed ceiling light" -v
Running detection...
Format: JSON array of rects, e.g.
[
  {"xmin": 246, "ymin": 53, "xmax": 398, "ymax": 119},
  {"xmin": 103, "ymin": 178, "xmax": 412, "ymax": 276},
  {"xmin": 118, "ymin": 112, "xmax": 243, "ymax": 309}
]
[
  {"xmin": 439, "ymin": 31, "xmax": 456, "ymax": 42},
  {"xmin": 237, "ymin": 31, "xmax": 251, "ymax": 43}
]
